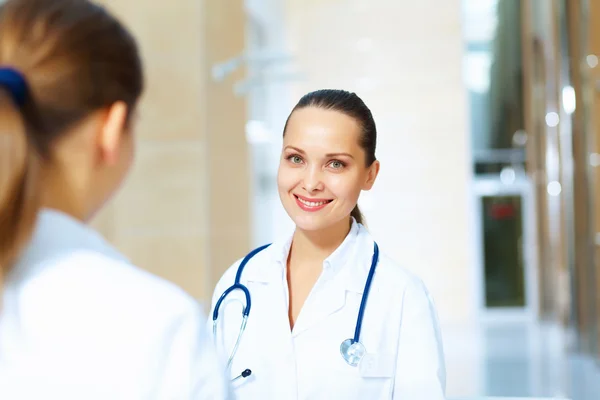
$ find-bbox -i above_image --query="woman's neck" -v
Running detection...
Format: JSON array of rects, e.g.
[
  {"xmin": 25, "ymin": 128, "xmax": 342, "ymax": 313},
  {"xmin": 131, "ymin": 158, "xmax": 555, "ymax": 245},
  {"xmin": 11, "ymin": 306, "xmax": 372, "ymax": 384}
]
[
  {"xmin": 40, "ymin": 166, "xmax": 89, "ymax": 222},
  {"xmin": 289, "ymin": 217, "xmax": 352, "ymax": 266}
]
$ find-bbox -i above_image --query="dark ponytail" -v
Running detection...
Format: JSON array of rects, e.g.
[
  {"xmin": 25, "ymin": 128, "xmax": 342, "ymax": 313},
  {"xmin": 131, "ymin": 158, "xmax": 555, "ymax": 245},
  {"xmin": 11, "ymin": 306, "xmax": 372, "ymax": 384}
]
[
  {"xmin": 350, "ymin": 205, "xmax": 364, "ymax": 225},
  {"xmin": 283, "ymin": 89, "xmax": 377, "ymax": 226}
]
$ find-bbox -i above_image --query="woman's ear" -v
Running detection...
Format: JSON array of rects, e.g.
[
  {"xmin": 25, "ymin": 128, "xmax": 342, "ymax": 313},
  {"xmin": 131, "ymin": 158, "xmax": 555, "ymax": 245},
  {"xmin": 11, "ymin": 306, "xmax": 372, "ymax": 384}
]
[
  {"xmin": 363, "ymin": 160, "xmax": 380, "ymax": 190},
  {"xmin": 98, "ymin": 101, "xmax": 128, "ymax": 165}
]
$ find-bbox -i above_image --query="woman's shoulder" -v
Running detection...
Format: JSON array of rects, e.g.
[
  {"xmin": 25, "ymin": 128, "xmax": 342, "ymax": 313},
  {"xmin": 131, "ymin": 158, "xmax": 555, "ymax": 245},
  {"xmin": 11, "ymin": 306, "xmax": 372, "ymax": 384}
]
[
  {"xmin": 3, "ymin": 249, "xmax": 231, "ymax": 398},
  {"xmin": 355, "ymin": 227, "xmax": 421, "ymax": 288},
  {"xmin": 376, "ymin": 252, "xmax": 425, "ymax": 286},
  {"xmin": 374, "ymin": 251, "xmax": 438, "ymax": 310},
  {"xmin": 10, "ymin": 249, "xmax": 204, "ymax": 334},
  {"xmin": 13, "ymin": 208, "xmax": 201, "ymax": 317}
]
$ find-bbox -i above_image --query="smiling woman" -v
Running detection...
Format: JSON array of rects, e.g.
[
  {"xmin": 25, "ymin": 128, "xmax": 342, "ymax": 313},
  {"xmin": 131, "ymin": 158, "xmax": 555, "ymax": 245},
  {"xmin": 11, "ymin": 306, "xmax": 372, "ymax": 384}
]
[
  {"xmin": 209, "ymin": 89, "xmax": 446, "ymax": 399},
  {"xmin": 280, "ymin": 89, "xmax": 378, "ymax": 228}
]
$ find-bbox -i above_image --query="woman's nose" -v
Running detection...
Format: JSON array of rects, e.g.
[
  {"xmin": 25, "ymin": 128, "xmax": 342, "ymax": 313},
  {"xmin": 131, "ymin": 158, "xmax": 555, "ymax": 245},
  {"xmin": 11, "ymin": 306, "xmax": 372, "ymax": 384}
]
[{"xmin": 302, "ymin": 167, "xmax": 324, "ymax": 193}]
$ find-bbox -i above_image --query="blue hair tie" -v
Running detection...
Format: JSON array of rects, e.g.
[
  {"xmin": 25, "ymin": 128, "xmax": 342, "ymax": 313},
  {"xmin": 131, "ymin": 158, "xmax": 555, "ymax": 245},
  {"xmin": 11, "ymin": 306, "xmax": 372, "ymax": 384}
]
[{"xmin": 0, "ymin": 67, "xmax": 28, "ymax": 107}]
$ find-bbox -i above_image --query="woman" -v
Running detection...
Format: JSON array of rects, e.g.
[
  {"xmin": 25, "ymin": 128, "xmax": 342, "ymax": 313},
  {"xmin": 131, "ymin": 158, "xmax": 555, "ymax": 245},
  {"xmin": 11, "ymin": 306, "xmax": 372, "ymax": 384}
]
[
  {"xmin": 210, "ymin": 89, "xmax": 446, "ymax": 399},
  {"xmin": 0, "ymin": 0, "xmax": 231, "ymax": 398}
]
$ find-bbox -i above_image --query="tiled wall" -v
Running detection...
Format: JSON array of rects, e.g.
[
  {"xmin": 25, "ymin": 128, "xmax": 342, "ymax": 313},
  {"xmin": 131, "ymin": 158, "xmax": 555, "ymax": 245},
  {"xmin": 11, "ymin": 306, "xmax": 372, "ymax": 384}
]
[
  {"xmin": 284, "ymin": 0, "xmax": 474, "ymax": 326},
  {"xmin": 92, "ymin": 0, "xmax": 250, "ymax": 304}
]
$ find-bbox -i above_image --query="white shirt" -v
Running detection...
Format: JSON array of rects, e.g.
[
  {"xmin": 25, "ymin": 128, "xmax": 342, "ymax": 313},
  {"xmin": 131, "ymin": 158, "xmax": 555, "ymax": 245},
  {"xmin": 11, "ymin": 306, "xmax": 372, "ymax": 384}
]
[
  {"xmin": 0, "ymin": 209, "xmax": 232, "ymax": 400},
  {"xmin": 210, "ymin": 219, "xmax": 446, "ymax": 399}
]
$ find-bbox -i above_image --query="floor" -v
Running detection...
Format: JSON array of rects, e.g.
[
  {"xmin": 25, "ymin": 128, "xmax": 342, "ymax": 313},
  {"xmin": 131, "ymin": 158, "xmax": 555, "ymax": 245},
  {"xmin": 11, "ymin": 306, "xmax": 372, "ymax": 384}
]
[{"xmin": 443, "ymin": 320, "xmax": 600, "ymax": 399}]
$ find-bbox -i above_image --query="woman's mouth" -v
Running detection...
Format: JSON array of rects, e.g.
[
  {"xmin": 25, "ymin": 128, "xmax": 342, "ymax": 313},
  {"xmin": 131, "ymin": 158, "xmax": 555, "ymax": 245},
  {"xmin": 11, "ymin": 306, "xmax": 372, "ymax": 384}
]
[{"xmin": 294, "ymin": 194, "xmax": 333, "ymax": 212}]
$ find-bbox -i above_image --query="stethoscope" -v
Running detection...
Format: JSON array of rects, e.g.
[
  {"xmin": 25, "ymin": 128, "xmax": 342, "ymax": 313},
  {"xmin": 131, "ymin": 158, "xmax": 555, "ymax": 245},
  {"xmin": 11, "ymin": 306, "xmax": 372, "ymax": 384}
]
[{"xmin": 212, "ymin": 241, "xmax": 379, "ymax": 379}]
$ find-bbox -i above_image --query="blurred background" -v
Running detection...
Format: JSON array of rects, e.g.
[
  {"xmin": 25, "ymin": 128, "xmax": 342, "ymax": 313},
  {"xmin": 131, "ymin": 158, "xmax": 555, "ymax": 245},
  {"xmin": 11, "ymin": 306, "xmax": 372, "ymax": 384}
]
[{"xmin": 91, "ymin": 0, "xmax": 600, "ymax": 398}]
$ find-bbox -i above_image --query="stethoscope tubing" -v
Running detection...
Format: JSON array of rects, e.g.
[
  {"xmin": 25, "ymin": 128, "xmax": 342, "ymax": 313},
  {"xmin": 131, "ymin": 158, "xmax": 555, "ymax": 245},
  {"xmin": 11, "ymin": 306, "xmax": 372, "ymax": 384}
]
[{"xmin": 212, "ymin": 241, "xmax": 379, "ymax": 367}]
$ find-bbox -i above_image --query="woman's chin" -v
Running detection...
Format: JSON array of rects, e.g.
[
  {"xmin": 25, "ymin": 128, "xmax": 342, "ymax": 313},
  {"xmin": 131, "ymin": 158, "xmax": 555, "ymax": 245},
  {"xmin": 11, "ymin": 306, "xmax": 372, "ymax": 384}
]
[{"xmin": 287, "ymin": 212, "xmax": 327, "ymax": 231}]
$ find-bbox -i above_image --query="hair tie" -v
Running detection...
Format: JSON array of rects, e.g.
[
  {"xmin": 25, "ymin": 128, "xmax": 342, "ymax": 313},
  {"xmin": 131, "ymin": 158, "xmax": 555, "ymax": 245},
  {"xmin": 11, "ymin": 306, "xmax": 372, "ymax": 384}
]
[{"xmin": 0, "ymin": 67, "xmax": 29, "ymax": 107}]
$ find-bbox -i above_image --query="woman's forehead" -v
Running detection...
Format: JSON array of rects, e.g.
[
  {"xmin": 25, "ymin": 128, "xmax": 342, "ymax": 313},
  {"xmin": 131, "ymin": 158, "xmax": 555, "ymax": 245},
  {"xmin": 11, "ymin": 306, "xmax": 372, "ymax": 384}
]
[{"xmin": 284, "ymin": 107, "xmax": 362, "ymax": 151}]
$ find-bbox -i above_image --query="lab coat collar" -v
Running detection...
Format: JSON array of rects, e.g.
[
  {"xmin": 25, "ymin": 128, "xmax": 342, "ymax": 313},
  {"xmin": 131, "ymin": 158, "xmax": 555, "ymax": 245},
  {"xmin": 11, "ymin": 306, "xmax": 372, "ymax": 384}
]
[
  {"xmin": 339, "ymin": 226, "xmax": 376, "ymax": 294},
  {"xmin": 240, "ymin": 224, "xmax": 294, "ymax": 283},
  {"xmin": 241, "ymin": 218, "xmax": 377, "ymax": 338},
  {"xmin": 245, "ymin": 218, "xmax": 363, "ymax": 284},
  {"xmin": 322, "ymin": 218, "xmax": 361, "ymax": 279}
]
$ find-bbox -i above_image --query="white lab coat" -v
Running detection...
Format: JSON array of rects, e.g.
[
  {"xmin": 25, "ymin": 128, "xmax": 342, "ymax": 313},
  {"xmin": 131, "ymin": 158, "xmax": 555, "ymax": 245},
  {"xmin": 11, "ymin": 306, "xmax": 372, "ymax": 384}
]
[
  {"xmin": 210, "ymin": 219, "xmax": 446, "ymax": 399},
  {"xmin": 0, "ymin": 209, "xmax": 232, "ymax": 400}
]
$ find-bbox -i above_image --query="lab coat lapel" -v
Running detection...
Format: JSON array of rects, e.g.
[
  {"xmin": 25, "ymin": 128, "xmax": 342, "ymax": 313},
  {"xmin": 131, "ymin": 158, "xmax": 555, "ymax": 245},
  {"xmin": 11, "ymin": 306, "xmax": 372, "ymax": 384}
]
[
  {"xmin": 291, "ymin": 271, "xmax": 349, "ymax": 338},
  {"xmin": 291, "ymin": 247, "xmax": 370, "ymax": 338}
]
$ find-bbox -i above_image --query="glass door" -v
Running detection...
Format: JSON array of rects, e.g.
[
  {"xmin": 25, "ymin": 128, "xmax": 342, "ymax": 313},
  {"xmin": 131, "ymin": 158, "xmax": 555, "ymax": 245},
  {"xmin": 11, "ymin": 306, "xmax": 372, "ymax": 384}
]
[
  {"xmin": 481, "ymin": 194, "xmax": 525, "ymax": 308},
  {"xmin": 473, "ymin": 175, "xmax": 537, "ymax": 317}
]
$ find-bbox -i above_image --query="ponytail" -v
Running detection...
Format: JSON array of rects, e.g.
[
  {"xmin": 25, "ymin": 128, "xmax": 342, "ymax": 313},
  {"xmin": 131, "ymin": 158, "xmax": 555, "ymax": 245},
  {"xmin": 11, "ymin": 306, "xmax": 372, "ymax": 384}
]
[
  {"xmin": 0, "ymin": 0, "xmax": 145, "ymax": 286},
  {"xmin": 0, "ymin": 88, "xmax": 41, "ymax": 281},
  {"xmin": 351, "ymin": 205, "xmax": 365, "ymax": 226}
]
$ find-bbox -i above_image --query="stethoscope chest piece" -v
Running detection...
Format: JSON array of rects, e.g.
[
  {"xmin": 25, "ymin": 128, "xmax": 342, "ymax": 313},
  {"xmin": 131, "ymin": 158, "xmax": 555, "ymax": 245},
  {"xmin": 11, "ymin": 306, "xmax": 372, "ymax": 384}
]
[{"xmin": 340, "ymin": 338, "xmax": 366, "ymax": 367}]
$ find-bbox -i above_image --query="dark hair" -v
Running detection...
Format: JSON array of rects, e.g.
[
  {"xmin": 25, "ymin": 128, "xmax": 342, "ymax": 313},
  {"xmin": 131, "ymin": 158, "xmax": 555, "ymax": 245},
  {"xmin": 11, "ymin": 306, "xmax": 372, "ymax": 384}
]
[
  {"xmin": 283, "ymin": 89, "xmax": 377, "ymax": 225},
  {"xmin": 0, "ymin": 0, "xmax": 143, "ymax": 276}
]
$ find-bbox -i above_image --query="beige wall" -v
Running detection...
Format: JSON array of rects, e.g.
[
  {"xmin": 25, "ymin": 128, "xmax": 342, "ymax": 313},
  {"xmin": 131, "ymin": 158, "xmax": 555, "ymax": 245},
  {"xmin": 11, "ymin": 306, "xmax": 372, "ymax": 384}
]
[
  {"xmin": 91, "ymin": 0, "xmax": 250, "ymax": 305},
  {"xmin": 204, "ymin": 1, "xmax": 252, "ymax": 296}
]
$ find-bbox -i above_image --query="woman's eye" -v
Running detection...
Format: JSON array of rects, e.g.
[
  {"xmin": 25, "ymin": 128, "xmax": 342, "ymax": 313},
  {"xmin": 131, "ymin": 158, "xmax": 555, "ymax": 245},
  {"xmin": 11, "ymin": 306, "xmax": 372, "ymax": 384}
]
[
  {"xmin": 290, "ymin": 155, "xmax": 303, "ymax": 164},
  {"xmin": 329, "ymin": 160, "xmax": 344, "ymax": 169}
]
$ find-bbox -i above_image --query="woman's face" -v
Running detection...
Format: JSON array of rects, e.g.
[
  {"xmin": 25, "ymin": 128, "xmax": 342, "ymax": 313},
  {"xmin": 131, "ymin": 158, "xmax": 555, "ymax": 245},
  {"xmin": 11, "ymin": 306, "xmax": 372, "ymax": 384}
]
[{"xmin": 277, "ymin": 107, "xmax": 379, "ymax": 232}]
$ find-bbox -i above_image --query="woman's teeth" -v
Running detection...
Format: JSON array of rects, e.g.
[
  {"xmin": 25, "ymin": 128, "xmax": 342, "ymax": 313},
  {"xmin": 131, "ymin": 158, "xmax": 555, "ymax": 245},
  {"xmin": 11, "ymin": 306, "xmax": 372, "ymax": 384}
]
[{"xmin": 298, "ymin": 197, "xmax": 329, "ymax": 207}]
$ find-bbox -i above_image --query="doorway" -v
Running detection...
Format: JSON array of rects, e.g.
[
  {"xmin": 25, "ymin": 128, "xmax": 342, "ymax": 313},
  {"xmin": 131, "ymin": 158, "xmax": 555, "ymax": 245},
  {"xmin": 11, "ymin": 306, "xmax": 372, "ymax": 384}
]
[{"xmin": 473, "ymin": 174, "xmax": 538, "ymax": 319}]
